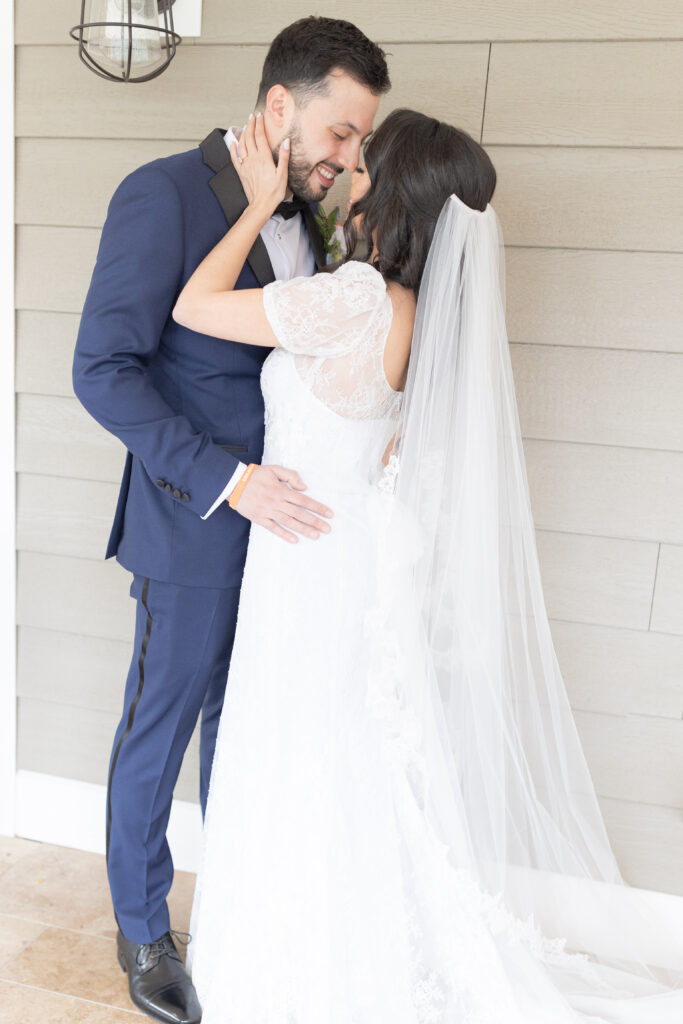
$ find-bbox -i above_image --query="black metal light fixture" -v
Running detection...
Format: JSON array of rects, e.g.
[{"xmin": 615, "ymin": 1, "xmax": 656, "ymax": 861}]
[{"xmin": 70, "ymin": 0, "xmax": 182, "ymax": 83}]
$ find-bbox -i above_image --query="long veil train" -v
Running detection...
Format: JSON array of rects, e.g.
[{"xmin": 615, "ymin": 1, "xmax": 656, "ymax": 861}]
[{"xmin": 371, "ymin": 193, "xmax": 683, "ymax": 1020}]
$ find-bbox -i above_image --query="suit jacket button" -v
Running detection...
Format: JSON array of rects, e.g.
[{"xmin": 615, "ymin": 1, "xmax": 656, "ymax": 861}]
[
  {"xmin": 181, "ymin": 493, "xmax": 190, "ymax": 502},
  {"xmin": 164, "ymin": 483, "xmax": 172, "ymax": 492},
  {"xmin": 172, "ymin": 488, "xmax": 181, "ymax": 499},
  {"xmin": 157, "ymin": 479, "xmax": 165, "ymax": 488}
]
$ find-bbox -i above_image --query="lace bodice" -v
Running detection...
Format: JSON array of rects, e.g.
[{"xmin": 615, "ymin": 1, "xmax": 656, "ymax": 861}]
[{"xmin": 262, "ymin": 260, "xmax": 401, "ymax": 421}]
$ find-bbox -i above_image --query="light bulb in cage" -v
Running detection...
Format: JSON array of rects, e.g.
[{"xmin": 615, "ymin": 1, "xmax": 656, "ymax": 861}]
[{"xmin": 70, "ymin": 0, "xmax": 182, "ymax": 83}]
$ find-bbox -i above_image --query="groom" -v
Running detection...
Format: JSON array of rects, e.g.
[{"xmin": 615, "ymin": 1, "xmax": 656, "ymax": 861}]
[{"xmin": 73, "ymin": 16, "xmax": 389, "ymax": 1024}]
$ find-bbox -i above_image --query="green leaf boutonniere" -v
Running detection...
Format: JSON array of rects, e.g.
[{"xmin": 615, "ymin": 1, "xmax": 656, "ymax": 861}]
[{"xmin": 314, "ymin": 204, "xmax": 345, "ymax": 264}]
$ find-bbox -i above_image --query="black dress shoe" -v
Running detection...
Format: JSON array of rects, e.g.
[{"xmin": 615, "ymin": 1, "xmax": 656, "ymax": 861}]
[{"xmin": 117, "ymin": 929, "xmax": 202, "ymax": 1024}]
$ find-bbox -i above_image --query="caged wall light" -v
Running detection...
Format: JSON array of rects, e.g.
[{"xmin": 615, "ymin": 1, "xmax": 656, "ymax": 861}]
[{"xmin": 70, "ymin": 0, "xmax": 182, "ymax": 83}]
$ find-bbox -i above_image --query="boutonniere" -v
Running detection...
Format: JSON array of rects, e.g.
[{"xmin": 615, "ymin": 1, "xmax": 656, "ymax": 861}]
[{"xmin": 314, "ymin": 204, "xmax": 346, "ymax": 264}]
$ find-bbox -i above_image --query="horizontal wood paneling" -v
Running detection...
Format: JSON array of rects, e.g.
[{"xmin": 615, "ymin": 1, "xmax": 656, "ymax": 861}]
[
  {"xmin": 505, "ymin": 249, "xmax": 683, "ymax": 352},
  {"xmin": 17, "ymin": 626, "xmax": 132, "ymax": 715},
  {"xmin": 16, "ymin": 226, "xmax": 99, "ymax": 313},
  {"xmin": 17, "ymin": 531, "xmax": 659, "ymax": 646},
  {"xmin": 14, "ymin": 0, "xmax": 683, "ymax": 897},
  {"xmin": 19, "ymin": 141, "xmax": 683, "ymax": 256},
  {"xmin": 16, "ymin": 442, "xmax": 683, "ymax": 567},
  {"xmin": 575, "ymin": 710, "xmax": 683, "ymax": 809},
  {"xmin": 598, "ymin": 797, "xmax": 683, "ymax": 897},
  {"xmin": 492, "ymin": 147, "xmax": 683, "ymax": 252},
  {"xmin": 17, "ymin": 693, "xmax": 683, "ymax": 815},
  {"xmin": 16, "ymin": 44, "xmax": 487, "ymax": 141},
  {"xmin": 16, "ymin": 697, "xmax": 200, "ymax": 804},
  {"xmin": 16, "ymin": 552, "xmax": 134, "ymax": 643},
  {"xmin": 524, "ymin": 440, "xmax": 683, "ymax": 545},
  {"xmin": 17, "ymin": 614, "xmax": 683, "ymax": 737},
  {"xmin": 17, "ymin": 394, "xmax": 125, "ymax": 484},
  {"xmin": 536, "ymin": 531, "xmax": 658, "ymax": 630},
  {"xmin": 17, "ymin": 243, "xmax": 683, "ymax": 360},
  {"xmin": 550, "ymin": 619, "xmax": 683, "ymax": 719},
  {"xmin": 16, "ymin": 0, "xmax": 683, "ymax": 44},
  {"xmin": 16, "ymin": 139, "xmax": 195, "ymax": 228},
  {"xmin": 511, "ymin": 346, "xmax": 683, "ymax": 451},
  {"xmin": 651, "ymin": 545, "xmax": 683, "ymax": 637},
  {"xmin": 17, "ymin": 473, "xmax": 118, "ymax": 561},
  {"xmin": 16, "ymin": 311, "xmax": 81, "ymax": 397},
  {"xmin": 484, "ymin": 42, "xmax": 683, "ymax": 147}
]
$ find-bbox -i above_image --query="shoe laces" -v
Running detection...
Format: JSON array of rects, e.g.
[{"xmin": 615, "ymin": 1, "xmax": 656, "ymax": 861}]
[{"xmin": 136, "ymin": 929, "xmax": 192, "ymax": 968}]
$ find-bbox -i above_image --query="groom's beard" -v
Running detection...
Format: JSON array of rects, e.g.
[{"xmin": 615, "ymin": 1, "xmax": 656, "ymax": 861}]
[{"xmin": 275, "ymin": 124, "xmax": 343, "ymax": 203}]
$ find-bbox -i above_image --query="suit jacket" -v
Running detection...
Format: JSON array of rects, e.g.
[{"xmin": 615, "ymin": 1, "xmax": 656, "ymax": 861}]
[{"xmin": 73, "ymin": 128, "xmax": 326, "ymax": 588}]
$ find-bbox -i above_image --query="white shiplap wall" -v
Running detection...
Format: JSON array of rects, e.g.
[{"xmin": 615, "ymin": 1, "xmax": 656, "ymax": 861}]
[{"xmin": 13, "ymin": 1, "xmax": 683, "ymax": 895}]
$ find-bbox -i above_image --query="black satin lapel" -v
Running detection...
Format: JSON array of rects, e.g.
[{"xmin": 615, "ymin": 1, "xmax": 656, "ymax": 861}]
[
  {"xmin": 200, "ymin": 128, "xmax": 229, "ymax": 173},
  {"xmin": 204, "ymin": 140, "xmax": 276, "ymax": 288},
  {"xmin": 303, "ymin": 204, "xmax": 328, "ymax": 271}
]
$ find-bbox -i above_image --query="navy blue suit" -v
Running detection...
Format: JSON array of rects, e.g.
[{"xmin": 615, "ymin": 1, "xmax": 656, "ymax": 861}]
[{"xmin": 73, "ymin": 129, "xmax": 326, "ymax": 942}]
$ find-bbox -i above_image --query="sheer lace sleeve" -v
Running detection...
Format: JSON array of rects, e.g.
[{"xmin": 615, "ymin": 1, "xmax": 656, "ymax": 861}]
[
  {"xmin": 262, "ymin": 261, "xmax": 401, "ymax": 422},
  {"xmin": 263, "ymin": 261, "xmax": 387, "ymax": 358}
]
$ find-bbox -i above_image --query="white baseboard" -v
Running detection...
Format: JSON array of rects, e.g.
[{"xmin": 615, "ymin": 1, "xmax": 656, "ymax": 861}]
[
  {"xmin": 11, "ymin": 770, "xmax": 683, "ymax": 970},
  {"xmin": 13, "ymin": 769, "xmax": 203, "ymax": 874}
]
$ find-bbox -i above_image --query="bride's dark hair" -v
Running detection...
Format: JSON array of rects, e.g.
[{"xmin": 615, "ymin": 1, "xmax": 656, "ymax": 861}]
[{"xmin": 343, "ymin": 108, "xmax": 497, "ymax": 293}]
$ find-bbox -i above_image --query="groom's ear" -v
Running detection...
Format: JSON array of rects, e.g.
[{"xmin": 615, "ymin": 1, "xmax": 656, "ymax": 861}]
[{"xmin": 265, "ymin": 84, "xmax": 293, "ymax": 129}]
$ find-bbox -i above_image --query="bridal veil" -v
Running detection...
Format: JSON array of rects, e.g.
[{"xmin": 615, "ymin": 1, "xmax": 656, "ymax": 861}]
[{"xmin": 372, "ymin": 193, "xmax": 683, "ymax": 1019}]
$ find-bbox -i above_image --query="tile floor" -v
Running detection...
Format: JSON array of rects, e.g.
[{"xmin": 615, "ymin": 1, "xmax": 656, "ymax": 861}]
[{"xmin": 0, "ymin": 835, "xmax": 196, "ymax": 1023}]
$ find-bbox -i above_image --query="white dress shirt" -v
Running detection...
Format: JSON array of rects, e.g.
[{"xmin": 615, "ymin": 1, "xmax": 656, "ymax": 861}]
[{"xmin": 202, "ymin": 127, "xmax": 316, "ymax": 519}]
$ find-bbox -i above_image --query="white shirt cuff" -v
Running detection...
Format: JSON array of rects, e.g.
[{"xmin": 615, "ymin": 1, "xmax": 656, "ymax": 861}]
[{"xmin": 201, "ymin": 461, "xmax": 247, "ymax": 519}]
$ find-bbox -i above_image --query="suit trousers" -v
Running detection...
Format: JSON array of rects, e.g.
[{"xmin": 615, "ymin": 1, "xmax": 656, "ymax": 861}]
[{"xmin": 106, "ymin": 572, "xmax": 241, "ymax": 943}]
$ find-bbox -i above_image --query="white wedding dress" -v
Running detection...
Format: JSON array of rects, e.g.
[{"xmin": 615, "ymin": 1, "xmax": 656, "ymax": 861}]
[{"xmin": 189, "ymin": 258, "xmax": 683, "ymax": 1024}]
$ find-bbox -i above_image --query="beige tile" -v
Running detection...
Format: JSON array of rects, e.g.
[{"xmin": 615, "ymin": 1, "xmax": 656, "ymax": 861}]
[
  {"xmin": 0, "ymin": 845, "xmax": 114, "ymax": 936},
  {"xmin": 0, "ymin": 978, "xmax": 144, "ymax": 1022},
  {"xmin": 0, "ymin": 840, "xmax": 195, "ymax": 942},
  {"xmin": 0, "ymin": 836, "xmax": 44, "ymax": 879},
  {"xmin": 0, "ymin": 915, "xmax": 197, "ymax": 1010},
  {"xmin": 0, "ymin": 916, "xmax": 46, "ymax": 970},
  {"xmin": 0, "ymin": 839, "xmax": 194, "ymax": 956},
  {"xmin": 0, "ymin": 927, "xmax": 134, "ymax": 1011}
]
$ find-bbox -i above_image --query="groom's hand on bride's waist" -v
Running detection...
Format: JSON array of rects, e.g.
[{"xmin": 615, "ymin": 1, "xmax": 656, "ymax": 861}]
[{"xmin": 228, "ymin": 464, "xmax": 334, "ymax": 543}]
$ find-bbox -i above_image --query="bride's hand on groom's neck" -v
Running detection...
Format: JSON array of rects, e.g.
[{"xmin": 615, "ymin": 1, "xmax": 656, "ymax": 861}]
[{"xmin": 230, "ymin": 112, "xmax": 290, "ymax": 221}]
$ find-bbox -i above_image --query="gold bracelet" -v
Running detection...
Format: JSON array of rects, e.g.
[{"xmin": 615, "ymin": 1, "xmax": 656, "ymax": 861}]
[{"xmin": 228, "ymin": 463, "xmax": 257, "ymax": 510}]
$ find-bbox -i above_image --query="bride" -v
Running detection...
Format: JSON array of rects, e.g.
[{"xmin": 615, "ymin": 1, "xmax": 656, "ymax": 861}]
[{"xmin": 172, "ymin": 108, "xmax": 683, "ymax": 1023}]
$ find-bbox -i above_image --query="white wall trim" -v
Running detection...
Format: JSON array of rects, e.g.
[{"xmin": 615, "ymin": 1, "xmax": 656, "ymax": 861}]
[
  {"xmin": 0, "ymin": 0, "xmax": 16, "ymax": 836},
  {"xmin": 15, "ymin": 770, "xmax": 683, "ymax": 970}
]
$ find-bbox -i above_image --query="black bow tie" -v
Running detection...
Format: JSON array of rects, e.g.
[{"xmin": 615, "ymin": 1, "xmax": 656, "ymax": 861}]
[{"xmin": 273, "ymin": 196, "xmax": 309, "ymax": 220}]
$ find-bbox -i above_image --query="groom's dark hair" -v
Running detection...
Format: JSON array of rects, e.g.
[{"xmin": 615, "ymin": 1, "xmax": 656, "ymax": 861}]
[{"xmin": 257, "ymin": 17, "xmax": 390, "ymax": 106}]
